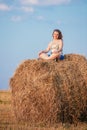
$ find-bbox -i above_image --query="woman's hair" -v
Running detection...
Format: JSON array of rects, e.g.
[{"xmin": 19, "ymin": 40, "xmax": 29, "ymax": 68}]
[{"xmin": 52, "ymin": 29, "xmax": 63, "ymax": 40}]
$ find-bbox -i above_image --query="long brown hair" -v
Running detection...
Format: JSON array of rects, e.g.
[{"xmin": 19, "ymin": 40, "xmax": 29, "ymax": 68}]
[{"xmin": 52, "ymin": 29, "xmax": 63, "ymax": 40}]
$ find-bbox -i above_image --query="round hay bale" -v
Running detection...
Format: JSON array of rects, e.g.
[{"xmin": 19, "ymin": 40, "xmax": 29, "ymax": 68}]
[{"xmin": 10, "ymin": 54, "xmax": 87, "ymax": 125}]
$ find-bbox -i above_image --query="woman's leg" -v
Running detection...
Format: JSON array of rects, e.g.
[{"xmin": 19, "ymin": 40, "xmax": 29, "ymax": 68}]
[
  {"xmin": 39, "ymin": 53, "xmax": 49, "ymax": 59},
  {"xmin": 39, "ymin": 52, "xmax": 61, "ymax": 60}
]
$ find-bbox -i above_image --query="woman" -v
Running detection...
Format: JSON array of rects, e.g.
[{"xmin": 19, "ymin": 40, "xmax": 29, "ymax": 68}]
[{"xmin": 38, "ymin": 29, "xmax": 63, "ymax": 60}]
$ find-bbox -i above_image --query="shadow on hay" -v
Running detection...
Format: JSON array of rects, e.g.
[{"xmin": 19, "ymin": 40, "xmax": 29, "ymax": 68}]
[{"xmin": 10, "ymin": 54, "xmax": 87, "ymax": 126}]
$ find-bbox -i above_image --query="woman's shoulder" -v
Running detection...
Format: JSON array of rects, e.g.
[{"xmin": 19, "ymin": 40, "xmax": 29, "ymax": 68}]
[
  {"xmin": 58, "ymin": 39, "xmax": 63, "ymax": 44},
  {"xmin": 58, "ymin": 39, "xmax": 62, "ymax": 42}
]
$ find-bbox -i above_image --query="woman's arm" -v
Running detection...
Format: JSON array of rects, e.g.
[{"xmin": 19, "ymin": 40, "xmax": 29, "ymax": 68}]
[
  {"xmin": 58, "ymin": 40, "xmax": 63, "ymax": 52},
  {"xmin": 38, "ymin": 43, "xmax": 51, "ymax": 55}
]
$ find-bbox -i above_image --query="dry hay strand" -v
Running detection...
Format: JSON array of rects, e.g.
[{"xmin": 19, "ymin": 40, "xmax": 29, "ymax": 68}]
[{"xmin": 10, "ymin": 54, "xmax": 87, "ymax": 125}]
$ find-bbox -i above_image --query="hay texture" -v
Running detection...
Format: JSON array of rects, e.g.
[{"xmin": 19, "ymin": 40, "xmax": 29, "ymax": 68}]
[{"xmin": 10, "ymin": 54, "xmax": 87, "ymax": 125}]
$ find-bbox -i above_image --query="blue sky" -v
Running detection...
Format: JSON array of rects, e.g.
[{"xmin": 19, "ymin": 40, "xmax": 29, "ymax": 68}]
[{"xmin": 0, "ymin": 0, "xmax": 87, "ymax": 90}]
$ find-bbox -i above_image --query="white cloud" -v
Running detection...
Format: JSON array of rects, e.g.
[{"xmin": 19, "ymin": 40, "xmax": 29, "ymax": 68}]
[
  {"xmin": 21, "ymin": 6, "xmax": 34, "ymax": 12},
  {"xmin": 0, "ymin": 3, "xmax": 11, "ymax": 11},
  {"xmin": 20, "ymin": 0, "xmax": 71, "ymax": 5},
  {"xmin": 11, "ymin": 16, "xmax": 23, "ymax": 22},
  {"xmin": 20, "ymin": 0, "xmax": 38, "ymax": 5},
  {"xmin": 37, "ymin": 15, "xmax": 44, "ymax": 20}
]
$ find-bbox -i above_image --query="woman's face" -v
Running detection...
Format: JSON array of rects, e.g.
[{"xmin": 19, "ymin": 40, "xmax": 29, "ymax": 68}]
[{"xmin": 53, "ymin": 31, "xmax": 59, "ymax": 39}]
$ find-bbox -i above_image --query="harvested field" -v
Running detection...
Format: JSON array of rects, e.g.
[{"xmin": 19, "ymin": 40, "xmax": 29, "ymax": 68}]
[{"xmin": 10, "ymin": 54, "xmax": 87, "ymax": 126}]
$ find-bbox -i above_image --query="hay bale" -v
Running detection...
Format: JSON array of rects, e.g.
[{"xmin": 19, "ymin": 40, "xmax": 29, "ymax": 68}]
[{"xmin": 10, "ymin": 54, "xmax": 87, "ymax": 125}]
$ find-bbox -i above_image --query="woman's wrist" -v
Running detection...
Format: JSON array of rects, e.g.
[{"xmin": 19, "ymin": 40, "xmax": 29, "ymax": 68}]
[
  {"xmin": 43, "ymin": 50, "xmax": 47, "ymax": 53},
  {"xmin": 58, "ymin": 49, "xmax": 62, "ymax": 53}
]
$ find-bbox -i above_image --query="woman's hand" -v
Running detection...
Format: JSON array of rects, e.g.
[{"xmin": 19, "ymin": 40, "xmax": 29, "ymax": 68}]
[{"xmin": 38, "ymin": 50, "xmax": 45, "ymax": 56}]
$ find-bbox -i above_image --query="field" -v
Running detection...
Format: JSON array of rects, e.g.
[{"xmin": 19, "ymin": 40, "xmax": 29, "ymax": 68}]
[{"xmin": 0, "ymin": 90, "xmax": 87, "ymax": 130}]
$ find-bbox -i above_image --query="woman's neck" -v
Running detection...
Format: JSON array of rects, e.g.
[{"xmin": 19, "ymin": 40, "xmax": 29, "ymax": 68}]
[{"xmin": 53, "ymin": 38, "xmax": 58, "ymax": 41}]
